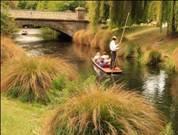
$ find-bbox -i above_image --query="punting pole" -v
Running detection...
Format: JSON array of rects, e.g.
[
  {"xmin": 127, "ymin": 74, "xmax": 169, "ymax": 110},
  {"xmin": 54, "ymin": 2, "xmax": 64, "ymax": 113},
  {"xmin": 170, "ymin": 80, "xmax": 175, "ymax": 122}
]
[{"xmin": 111, "ymin": 12, "xmax": 130, "ymax": 83}]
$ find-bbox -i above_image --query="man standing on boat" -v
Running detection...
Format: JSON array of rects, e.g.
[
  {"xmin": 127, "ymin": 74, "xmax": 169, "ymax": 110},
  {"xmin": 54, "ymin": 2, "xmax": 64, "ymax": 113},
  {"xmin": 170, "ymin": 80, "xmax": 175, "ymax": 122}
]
[{"xmin": 109, "ymin": 36, "xmax": 119, "ymax": 69}]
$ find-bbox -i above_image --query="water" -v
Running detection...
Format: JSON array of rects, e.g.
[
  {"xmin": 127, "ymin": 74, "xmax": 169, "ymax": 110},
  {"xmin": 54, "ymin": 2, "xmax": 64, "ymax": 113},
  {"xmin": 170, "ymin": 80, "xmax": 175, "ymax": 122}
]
[{"xmin": 14, "ymin": 28, "xmax": 178, "ymax": 134}]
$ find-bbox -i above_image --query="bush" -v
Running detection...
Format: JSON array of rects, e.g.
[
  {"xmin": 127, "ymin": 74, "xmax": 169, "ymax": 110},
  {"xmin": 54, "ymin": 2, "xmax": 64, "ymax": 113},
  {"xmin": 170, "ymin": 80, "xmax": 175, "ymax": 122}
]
[
  {"xmin": 48, "ymin": 75, "xmax": 97, "ymax": 103},
  {"xmin": 124, "ymin": 43, "xmax": 142, "ymax": 59},
  {"xmin": 1, "ymin": 2, "xmax": 17, "ymax": 35},
  {"xmin": 43, "ymin": 84, "xmax": 165, "ymax": 135},
  {"xmin": 1, "ymin": 57, "xmax": 78, "ymax": 103},
  {"xmin": 1, "ymin": 36, "xmax": 25, "ymax": 64},
  {"xmin": 147, "ymin": 50, "xmax": 162, "ymax": 66}
]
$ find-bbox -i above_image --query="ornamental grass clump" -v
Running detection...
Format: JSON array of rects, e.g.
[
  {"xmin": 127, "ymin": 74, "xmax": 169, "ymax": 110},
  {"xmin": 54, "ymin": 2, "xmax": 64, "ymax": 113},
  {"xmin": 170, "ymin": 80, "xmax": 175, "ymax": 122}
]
[
  {"xmin": 1, "ymin": 57, "xmax": 78, "ymax": 103},
  {"xmin": 1, "ymin": 36, "xmax": 25, "ymax": 64},
  {"xmin": 43, "ymin": 85, "xmax": 165, "ymax": 135}
]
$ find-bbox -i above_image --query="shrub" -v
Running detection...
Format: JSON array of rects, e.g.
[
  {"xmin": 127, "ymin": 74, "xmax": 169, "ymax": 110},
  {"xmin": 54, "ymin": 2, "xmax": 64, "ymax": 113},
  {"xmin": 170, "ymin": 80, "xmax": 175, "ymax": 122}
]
[
  {"xmin": 147, "ymin": 50, "xmax": 162, "ymax": 66},
  {"xmin": 1, "ymin": 3, "xmax": 17, "ymax": 35},
  {"xmin": 49, "ymin": 75, "xmax": 97, "ymax": 103},
  {"xmin": 1, "ymin": 57, "xmax": 78, "ymax": 103},
  {"xmin": 124, "ymin": 43, "xmax": 142, "ymax": 59},
  {"xmin": 43, "ymin": 85, "xmax": 165, "ymax": 135},
  {"xmin": 1, "ymin": 36, "xmax": 25, "ymax": 64}
]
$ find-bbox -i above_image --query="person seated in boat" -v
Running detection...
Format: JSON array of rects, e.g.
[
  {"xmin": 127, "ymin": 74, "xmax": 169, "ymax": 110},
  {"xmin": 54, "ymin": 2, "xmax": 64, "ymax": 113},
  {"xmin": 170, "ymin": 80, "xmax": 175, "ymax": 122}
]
[
  {"xmin": 101, "ymin": 52, "xmax": 110, "ymax": 67},
  {"xmin": 98, "ymin": 57, "xmax": 111, "ymax": 68},
  {"xmin": 93, "ymin": 52, "xmax": 101, "ymax": 61},
  {"xmin": 94, "ymin": 52, "xmax": 110, "ymax": 68},
  {"xmin": 98, "ymin": 58, "xmax": 105, "ymax": 67}
]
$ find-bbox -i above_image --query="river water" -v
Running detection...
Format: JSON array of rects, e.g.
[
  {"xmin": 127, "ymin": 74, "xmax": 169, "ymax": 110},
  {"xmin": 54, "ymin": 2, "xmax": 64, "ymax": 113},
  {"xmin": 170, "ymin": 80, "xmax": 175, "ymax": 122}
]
[{"xmin": 14, "ymin": 29, "xmax": 178, "ymax": 134}]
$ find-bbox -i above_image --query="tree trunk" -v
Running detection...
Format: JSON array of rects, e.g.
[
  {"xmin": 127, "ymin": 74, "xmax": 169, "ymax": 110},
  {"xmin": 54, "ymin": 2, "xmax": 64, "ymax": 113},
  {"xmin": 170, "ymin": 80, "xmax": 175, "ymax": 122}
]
[{"xmin": 171, "ymin": 0, "xmax": 176, "ymax": 35}]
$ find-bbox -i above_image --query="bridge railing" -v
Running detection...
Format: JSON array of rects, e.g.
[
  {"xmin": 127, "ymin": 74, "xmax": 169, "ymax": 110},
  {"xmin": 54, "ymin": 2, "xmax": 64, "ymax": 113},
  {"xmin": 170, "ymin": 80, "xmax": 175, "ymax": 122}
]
[{"xmin": 8, "ymin": 10, "xmax": 88, "ymax": 21}]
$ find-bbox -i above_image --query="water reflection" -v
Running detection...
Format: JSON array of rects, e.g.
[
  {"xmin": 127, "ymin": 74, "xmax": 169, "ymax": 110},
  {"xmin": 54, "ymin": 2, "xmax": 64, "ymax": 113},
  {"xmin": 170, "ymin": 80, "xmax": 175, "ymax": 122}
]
[
  {"xmin": 14, "ymin": 28, "xmax": 43, "ymax": 43},
  {"xmin": 142, "ymin": 70, "xmax": 168, "ymax": 103}
]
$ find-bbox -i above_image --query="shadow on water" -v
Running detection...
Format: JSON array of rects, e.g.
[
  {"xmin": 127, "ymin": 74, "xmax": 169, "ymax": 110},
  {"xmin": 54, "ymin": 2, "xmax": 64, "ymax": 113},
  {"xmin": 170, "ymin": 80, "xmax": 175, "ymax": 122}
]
[{"xmin": 14, "ymin": 28, "xmax": 178, "ymax": 134}]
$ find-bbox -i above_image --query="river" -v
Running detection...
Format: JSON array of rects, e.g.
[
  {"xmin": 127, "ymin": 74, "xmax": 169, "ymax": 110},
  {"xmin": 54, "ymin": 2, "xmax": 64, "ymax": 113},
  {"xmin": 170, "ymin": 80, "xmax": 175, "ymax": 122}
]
[{"xmin": 14, "ymin": 28, "xmax": 178, "ymax": 134}]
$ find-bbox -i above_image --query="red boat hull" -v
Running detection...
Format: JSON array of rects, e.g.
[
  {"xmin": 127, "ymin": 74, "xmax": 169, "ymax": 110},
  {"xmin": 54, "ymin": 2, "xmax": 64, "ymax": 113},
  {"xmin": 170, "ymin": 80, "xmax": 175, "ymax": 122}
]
[{"xmin": 92, "ymin": 59, "xmax": 122, "ymax": 74}]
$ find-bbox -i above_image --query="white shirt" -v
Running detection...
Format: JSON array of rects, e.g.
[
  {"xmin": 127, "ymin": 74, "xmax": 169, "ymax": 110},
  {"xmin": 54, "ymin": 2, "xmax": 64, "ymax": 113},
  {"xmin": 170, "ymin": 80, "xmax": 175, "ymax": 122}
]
[{"xmin": 109, "ymin": 40, "xmax": 118, "ymax": 51}]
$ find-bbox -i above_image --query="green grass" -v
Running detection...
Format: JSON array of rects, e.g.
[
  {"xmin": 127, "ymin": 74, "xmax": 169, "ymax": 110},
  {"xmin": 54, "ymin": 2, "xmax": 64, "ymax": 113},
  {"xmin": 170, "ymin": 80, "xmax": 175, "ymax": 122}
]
[{"xmin": 1, "ymin": 96, "xmax": 47, "ymax": 135}]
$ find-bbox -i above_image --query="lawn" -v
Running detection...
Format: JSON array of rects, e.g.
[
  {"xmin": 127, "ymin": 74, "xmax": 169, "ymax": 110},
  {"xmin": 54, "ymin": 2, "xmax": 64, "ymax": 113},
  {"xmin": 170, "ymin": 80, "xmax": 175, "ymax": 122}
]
[{"xmin": 1, "ymin": 96, "xmax": 47, "ymax": 135}]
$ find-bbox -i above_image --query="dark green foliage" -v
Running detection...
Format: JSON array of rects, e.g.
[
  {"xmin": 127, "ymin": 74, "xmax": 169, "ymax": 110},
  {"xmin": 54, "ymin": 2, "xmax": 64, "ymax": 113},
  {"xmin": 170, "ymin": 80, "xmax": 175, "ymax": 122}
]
[
  {"xmin": 17, "ymin": 1, "xmax": 38, "ymax": 10},
  {"xmin": 131, "ymin": 1, "xmax": 145, "ymax": 24},
  {"xmin": 1, "ymin": 2, "xmax": 17, "ymax": 35},
  {"xmin": 51, "ymin": 76, "xmax": 66, "ymax": 91},
  {"xmin": 48, "ymin": 75, "xmax": 96, "ymax": 104},
  {"xmin": 99, "ymin": 1, "xmax": 109, "ymax": 23},
  {"xmin": 17, "ymin": 1, "xmax": 85, "ymax": 11},
  {"xmin": 109, "ymin": 1, "xmax": 120, "ymax": 28}
]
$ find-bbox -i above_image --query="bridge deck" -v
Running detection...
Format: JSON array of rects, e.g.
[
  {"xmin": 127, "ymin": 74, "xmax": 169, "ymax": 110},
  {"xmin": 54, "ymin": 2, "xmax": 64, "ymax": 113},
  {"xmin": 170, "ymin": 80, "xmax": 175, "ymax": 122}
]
[{"xmin": 8, "ymin": 10, "xmax": 88, "ymax": 21}]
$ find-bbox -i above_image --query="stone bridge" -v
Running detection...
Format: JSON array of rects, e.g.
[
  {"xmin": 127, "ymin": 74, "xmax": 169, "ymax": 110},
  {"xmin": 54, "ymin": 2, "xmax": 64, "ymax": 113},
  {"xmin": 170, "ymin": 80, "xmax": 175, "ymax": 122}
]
[{"xmin": 8, "ymin": 9, "xmax": 89, "ymax": 37}]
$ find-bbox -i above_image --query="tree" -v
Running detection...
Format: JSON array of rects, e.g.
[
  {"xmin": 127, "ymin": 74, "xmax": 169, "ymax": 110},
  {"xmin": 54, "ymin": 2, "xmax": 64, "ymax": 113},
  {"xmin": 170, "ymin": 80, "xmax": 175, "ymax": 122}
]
[
  {"xmin": 99, "ymin": 1, "xmax": 109, "ymax": 23},
  {"xmin": 87, "ymin": 1, "xmax": 100, "ymax": 31},
  {"xmin": 131, "ymin": 1, "xmax": 145, "ymax": 24},
  {"xmin": 1, "ymin": 2, "xmax": 17, "ymax": 35},
  {"xmin": 160, "ymin": 0, "xmax": 178, "ymax": 35},
  {"xmin": 147, "ymin": 1, "xmax": 161, "ymax": 23},
  {"xmin": 109, "ymin": 1, "xmax": 132, "ymax": 28}
]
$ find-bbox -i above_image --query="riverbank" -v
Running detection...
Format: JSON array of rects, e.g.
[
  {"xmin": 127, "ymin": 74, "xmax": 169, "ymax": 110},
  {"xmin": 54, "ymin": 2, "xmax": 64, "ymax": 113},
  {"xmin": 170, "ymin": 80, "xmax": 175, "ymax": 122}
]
[
  {"xmin": 123, "ymin": 26, "xmax": 178, "ymax": 72},
  {"xmin": 73, "ymin": 26, "xmax": 178, "ymax": 72}
]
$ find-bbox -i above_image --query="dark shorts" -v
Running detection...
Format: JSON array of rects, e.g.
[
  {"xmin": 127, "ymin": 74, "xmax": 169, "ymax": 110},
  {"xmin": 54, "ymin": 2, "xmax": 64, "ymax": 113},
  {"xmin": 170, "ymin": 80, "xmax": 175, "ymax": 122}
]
[{"xmin": 110, "ymin": 51, "xmax": 116, "ymax": 68}]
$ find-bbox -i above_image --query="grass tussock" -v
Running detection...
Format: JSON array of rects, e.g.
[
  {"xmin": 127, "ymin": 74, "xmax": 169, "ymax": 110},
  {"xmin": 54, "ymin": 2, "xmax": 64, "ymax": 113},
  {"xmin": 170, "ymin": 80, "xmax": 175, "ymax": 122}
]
[
  {"xmin": 43, "ymin": 84, "xmax": 165, "ymax": 135},
  {"xmin": 1, "ymin": 36, "xmax": 25, "ymax": 64},
  {"xmin": 73, "ymin": 29, "xmax": 112, "ymax": 52},
  {"xmin": 1, "ymin": 57, "xmax": 78, "ymax": 103}
]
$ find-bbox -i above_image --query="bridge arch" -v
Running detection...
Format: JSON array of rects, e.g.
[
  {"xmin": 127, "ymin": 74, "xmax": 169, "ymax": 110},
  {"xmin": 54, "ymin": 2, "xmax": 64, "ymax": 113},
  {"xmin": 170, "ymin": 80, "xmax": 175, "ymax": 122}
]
[{"xmin": 9, "ymin": 10, "xmax": 89, "ymax": 37}]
